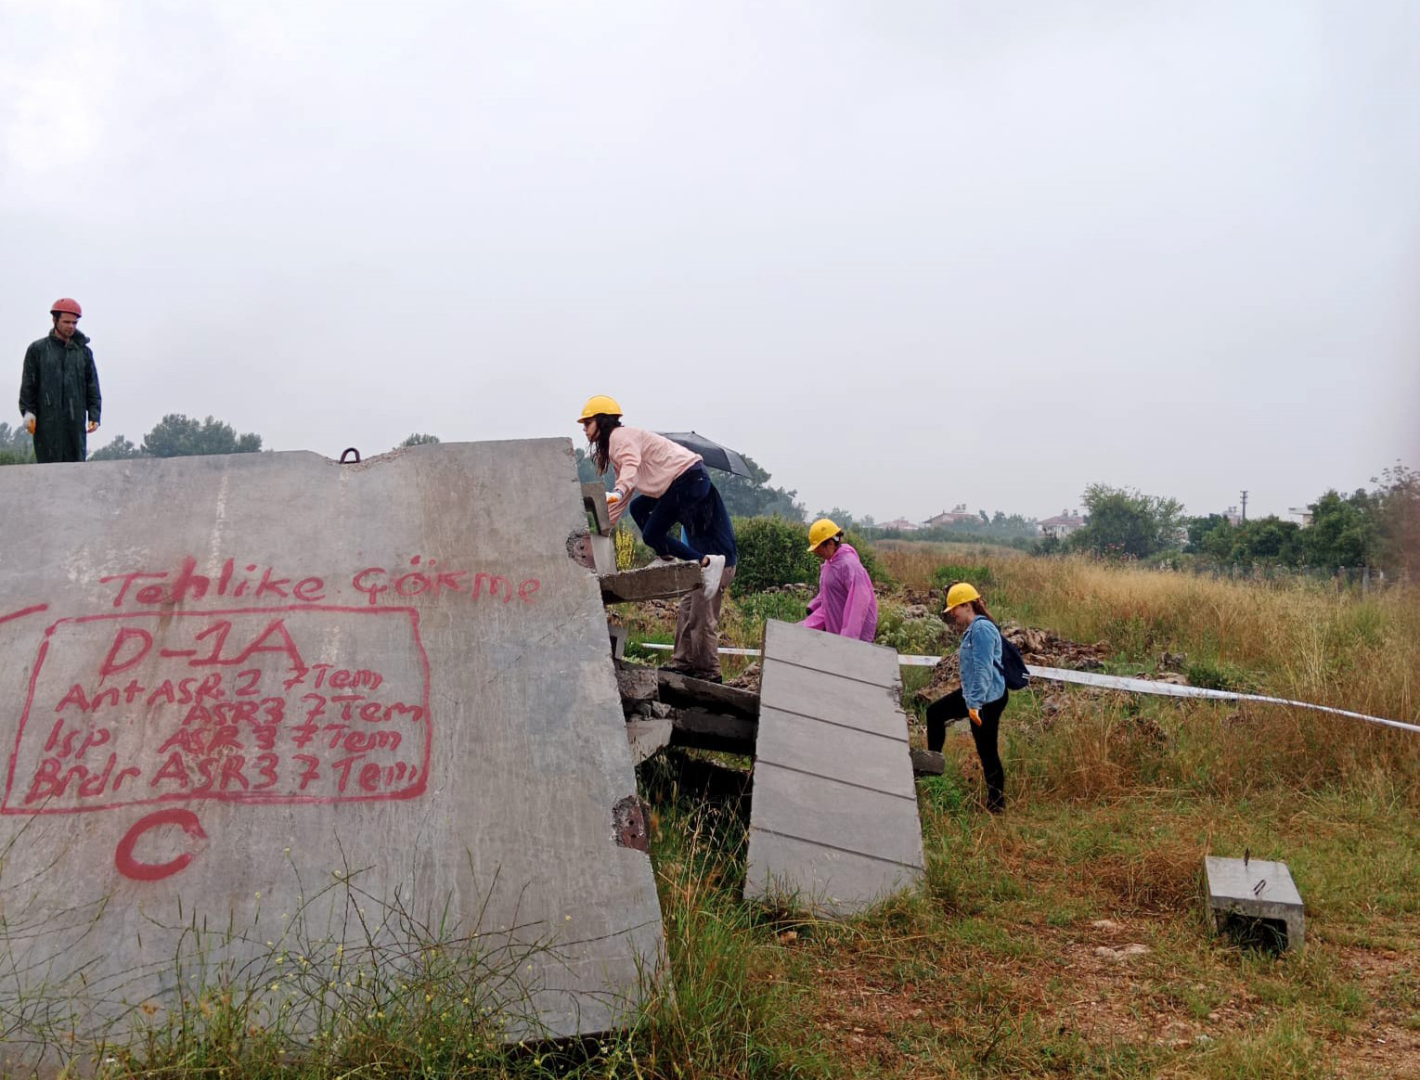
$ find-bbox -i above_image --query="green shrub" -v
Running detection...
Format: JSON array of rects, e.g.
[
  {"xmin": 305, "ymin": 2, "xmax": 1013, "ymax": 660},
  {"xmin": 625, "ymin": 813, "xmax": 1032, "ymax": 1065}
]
[
  {"xmin": 1185, "ymin": 658, "xmax": 1261, "ymax": 693},
  {"xmin": 875, "ymin": 601, "xmax": 949, "ymax": 656},
  {"xmin": 730, "ymin": 517, "xmax": 888, "ymax": 596},
  {"xmin": 730, "ymin": 517, "xmax": 819, "ymax": 595}
]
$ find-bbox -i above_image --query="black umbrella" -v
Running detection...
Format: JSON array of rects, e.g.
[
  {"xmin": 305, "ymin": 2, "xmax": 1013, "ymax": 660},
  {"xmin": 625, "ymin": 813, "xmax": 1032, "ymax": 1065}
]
[{"xmin": 658, "ymin": 431, "xmax": 753, "ymax": 478}]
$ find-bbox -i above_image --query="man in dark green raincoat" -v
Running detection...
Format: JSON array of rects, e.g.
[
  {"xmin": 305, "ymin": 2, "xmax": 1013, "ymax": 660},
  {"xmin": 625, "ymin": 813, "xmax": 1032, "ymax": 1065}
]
[{"xmin": 18, "ymin": 298, "xmax": 101, "ymax": 464}]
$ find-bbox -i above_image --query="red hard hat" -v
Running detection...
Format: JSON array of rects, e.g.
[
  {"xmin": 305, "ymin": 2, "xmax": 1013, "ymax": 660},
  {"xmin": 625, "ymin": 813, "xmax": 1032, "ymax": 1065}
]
[{"xmin": 50, "ymin": 298, "xmax": 82, "ymax": 316}]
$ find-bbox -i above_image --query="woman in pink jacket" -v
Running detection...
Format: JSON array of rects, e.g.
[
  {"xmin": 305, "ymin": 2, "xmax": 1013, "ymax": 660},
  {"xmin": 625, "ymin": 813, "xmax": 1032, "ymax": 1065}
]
[
  {"xmin": 579, "ymin": 395, "xmax": 728, "ymax": 600},
  {"xmin": 800, "ymin": 518, "xmax": 878, "ymax": 642}
]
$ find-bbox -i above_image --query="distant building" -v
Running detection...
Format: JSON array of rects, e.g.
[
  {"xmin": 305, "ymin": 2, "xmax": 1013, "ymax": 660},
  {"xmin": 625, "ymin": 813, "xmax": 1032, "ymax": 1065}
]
[
  {"xmin": 1039, "ymin": 509, "xmax": 1085, "ymax": 541},
  {"xmin": 923, "ymin": 504, "xmax": 978, "ymax": 528},
  {"xmin": 880, "ymin": 517, "xmax": 921, "ymax": 532}
]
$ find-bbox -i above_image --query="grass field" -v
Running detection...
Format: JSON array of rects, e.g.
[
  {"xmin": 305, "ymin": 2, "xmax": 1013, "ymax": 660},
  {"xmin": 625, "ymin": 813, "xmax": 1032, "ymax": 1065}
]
[
  {"xmin": 108, "ymin": 544, "xmax": 1420, "ymax": 1077},
  {"xmin": 625, "ymin": 544, "xmax": 1420, "ymax": 1079}
]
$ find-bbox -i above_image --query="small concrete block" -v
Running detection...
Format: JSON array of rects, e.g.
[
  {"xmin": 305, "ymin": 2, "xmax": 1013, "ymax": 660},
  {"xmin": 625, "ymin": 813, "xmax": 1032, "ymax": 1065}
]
[
  {"xmin": 909, "ymin": 749, "xmax": 945, "ymax": 776},
  {"xmin": 1205, "ymin": 856, "xmax": 1305, "ymax": 950},
  {"xmin": 626, "ymin": 719, "xmax": 673, "ymax": 765},
  {"xmin": 601, "ymin": 561, "xmax": 702, "ymax": 603}
]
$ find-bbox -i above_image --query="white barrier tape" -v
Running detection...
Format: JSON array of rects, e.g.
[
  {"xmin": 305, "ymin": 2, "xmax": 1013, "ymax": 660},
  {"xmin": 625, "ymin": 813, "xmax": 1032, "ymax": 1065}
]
[
  {"xmin": 1021, "ymin": 665, "xmax": 1420, "ymax": 735},
  {"xmin": 635, "ymin": 642, "xmax": 1418, "ymax": 734}
]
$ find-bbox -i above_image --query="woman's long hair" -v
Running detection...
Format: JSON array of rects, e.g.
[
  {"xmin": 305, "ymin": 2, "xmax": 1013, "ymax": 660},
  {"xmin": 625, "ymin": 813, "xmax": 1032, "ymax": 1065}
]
[
  {"xmin": 589, "ymin": 414, "xmax": 623, "ymax": 475},
  {"xmin": 945, "ymin": 580, "xmax": 994, "ymax": 622}
]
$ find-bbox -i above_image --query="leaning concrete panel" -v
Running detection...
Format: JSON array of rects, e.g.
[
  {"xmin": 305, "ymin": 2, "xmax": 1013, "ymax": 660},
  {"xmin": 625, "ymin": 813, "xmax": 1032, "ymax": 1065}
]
[
  {"xmin": 0, "ymin": 440, "xmax": 663, "ymax": 1067},
  {"xmin": 745, "ymin": 620, "xmax": 925, "ymax": 916}
]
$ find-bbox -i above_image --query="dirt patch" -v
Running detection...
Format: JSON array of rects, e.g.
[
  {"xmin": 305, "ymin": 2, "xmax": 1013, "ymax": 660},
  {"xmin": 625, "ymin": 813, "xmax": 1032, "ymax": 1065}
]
[{"xmin": 1089, "ymin": 844, "xmax": 1205, "ymax": 915}]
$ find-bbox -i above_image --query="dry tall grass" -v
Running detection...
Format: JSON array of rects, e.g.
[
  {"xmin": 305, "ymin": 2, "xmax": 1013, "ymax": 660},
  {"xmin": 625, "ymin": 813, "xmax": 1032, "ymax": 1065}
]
[
  {"xmin": 881, "ymin": 543, "xmax": 1420, "ymax": 805},
  {"xmin": 881, "ymin": 544, "xmax": 1417, "ymax": 721}
]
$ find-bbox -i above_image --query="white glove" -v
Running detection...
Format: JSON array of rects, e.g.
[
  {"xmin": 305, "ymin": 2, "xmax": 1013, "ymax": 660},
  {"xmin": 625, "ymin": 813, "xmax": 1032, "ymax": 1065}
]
[
  {"xmin": 607, "ymin": 490, "xmax": 623, "ymax": 506},
  {"xmin": 87, "ymin": 420, "xmax": 99, "ymax": 434},
  {"xmin": 22, "ymin": 412, "xmax": 35, "ymax": 435}
]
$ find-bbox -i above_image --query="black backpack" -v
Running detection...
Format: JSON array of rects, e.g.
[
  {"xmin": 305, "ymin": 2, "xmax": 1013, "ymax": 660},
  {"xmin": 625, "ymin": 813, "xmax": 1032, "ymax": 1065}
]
[{"xmin": 989, "ymin": 622, "xmax": 1030, "ymax": 690}]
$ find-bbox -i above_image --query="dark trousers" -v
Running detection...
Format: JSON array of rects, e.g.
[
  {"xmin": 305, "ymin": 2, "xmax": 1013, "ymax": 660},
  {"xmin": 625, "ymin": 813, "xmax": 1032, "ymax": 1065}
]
[
  {"xmin": 925, "ymin": 688, "xmax": 1009, "ymax": 813},
  {"xmin": 628, "ymin": 465, "xmax": 713, "ymax": 562}
]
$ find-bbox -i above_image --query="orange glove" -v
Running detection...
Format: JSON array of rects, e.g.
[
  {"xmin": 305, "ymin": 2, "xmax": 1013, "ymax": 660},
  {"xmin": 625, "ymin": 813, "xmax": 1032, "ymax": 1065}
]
[
  {"xmin": 969, "ymin": 708, "xmax": 982, "ymax": 726},
  {"xmin": 23, "ymin": 413, "xmax": 36, "ymax": 436},
  {"xmin": 87, "ymin": 420, "xmax": 99, "ymax": 434}
]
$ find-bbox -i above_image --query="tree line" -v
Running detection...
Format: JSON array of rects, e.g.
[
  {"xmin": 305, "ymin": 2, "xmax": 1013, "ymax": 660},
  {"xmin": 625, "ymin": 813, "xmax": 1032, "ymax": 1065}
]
[
  {"xmin": 1058, "ymin": 466, "xmax": 1418, "ymax": 577},
  {"xmin": 5, "ymin": 414, "xmax": 1413, "ymax": 576},
  {"xmin": 0, "ymin": 418, "xmax": 448, "ymax": 464}
]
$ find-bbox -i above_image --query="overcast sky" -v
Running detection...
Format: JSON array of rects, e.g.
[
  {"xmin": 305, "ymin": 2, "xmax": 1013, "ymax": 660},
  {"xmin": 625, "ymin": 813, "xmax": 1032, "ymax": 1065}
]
[{"xmin": 4, "ymin": 0, "xmax": 1417, "ymax": 522}]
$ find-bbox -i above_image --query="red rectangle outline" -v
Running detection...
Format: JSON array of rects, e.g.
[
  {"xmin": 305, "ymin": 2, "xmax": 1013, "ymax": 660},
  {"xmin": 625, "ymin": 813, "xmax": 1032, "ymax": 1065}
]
[{"xmin": 2, "ymin": 605, "xmax": 432, "ymax": 815}]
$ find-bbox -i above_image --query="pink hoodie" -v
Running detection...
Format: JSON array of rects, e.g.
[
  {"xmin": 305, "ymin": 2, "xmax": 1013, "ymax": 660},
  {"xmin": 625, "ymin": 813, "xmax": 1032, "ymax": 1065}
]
[
  {"xmin": 801, "ymin": 543, "xmax": 878, "ymax": 642},
  {"xmin": 606, "ymin": 427, "xmax": 703, "ymax": 526}
]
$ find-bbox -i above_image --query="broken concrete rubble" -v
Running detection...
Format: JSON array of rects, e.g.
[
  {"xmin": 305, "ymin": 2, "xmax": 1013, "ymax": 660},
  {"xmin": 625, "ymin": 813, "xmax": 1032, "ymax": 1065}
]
[
  {"xmin": 613, "ymin": 660, "xmax": 760, "ymax": 758},
  {"xmin": 615, "ymin": 661, "xmax": 661, "ymax": 706}
]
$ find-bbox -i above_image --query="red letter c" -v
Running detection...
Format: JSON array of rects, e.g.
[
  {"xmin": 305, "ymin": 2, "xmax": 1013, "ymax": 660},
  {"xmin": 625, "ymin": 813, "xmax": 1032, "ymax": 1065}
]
[{"xmin": 115, "ymin": 808, "xmax": 207, "ymax": 882}]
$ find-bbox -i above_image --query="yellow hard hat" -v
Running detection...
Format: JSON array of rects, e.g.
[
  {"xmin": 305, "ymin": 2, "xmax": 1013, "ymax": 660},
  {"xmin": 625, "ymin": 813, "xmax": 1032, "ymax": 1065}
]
[
  {"xmin": 944, "ymin": 582, "xmax": 981, "ymax": 612},
  {"xmin": 578, "ymin": 395, "xmax": 623, "ymax": 421},
  {"xmin": 807, "ymin": 518, "xmax": 843, "ymax": 551}
]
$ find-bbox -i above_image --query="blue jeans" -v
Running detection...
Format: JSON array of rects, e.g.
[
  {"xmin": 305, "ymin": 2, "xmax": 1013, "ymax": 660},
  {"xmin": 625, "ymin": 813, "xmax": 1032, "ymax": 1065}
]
[{"xmin": 629, "ymin": 465, "xmax": 713, "ymax": 562}]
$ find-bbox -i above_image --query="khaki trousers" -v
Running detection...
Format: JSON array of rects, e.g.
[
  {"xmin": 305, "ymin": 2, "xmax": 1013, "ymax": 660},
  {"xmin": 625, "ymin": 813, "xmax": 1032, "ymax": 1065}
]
[{"xmin": 672, "ymin": 564, "xmax": 736, "ymax": 679}]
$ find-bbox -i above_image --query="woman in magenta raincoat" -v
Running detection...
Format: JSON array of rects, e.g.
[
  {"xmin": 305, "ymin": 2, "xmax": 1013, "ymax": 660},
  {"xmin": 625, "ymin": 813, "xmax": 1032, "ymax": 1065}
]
[{"xmin": 800, "ymin": 518, "xmax": 878, "ymax": 642}]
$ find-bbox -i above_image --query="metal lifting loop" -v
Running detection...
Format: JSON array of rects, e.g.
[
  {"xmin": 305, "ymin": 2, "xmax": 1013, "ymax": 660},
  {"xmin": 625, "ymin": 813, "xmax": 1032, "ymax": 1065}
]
[{"xmin": 339, "ymin": 447, "xmax": 361, "ymax": 464}]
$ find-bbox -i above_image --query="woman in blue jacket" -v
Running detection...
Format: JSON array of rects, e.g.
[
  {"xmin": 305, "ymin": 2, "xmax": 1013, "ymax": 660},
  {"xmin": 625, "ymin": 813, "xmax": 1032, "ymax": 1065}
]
[{"xmin": 925, "ymin": 581, "xmax": 1010, "ymax": 813}]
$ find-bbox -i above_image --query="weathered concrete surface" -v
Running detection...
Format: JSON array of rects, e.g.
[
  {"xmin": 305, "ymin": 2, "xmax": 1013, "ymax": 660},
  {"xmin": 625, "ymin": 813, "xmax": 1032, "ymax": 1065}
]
[
  {"xmin": 1205, "ymin": 856, "xmax": 1305, "ymax": 950},
  {"xmin": 745, "ymin": 620, "xmax": 925, "ymax": 916},
  {"xmin": 0, "ymin": 439, "xmax": 664, "ymax": 1068},
  {"xmin": 600, "ymin": 562, "xmax": 702, "ymax": 603}
]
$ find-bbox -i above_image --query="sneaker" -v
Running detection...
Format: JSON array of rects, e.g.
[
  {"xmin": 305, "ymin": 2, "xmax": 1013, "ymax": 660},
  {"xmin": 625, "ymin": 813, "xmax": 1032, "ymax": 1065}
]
[{"xmin": 700, "ymin": 554, "xmax": 726, "ymax": 601}]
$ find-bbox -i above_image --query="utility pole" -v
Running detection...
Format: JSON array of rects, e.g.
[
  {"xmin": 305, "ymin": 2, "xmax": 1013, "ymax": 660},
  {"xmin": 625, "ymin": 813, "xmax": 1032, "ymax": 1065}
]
[{"xmin": 1240, "ymin": 490, "xmax": 1248, "ymax": 522}]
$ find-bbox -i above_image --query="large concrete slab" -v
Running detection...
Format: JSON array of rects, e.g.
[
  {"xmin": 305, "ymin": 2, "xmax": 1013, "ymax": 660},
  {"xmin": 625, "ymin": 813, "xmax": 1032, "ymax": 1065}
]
[
  {"xmin": 745, "ymin": 620, "xmax": 925, "ymax": 916},
  {"xmin": 0, "ymin": 439, "xmax": 663, "ymax": 1067}
]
